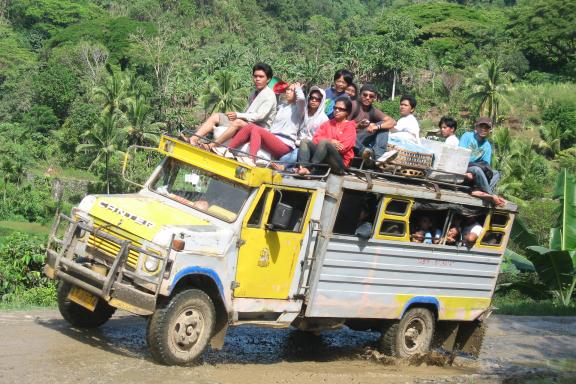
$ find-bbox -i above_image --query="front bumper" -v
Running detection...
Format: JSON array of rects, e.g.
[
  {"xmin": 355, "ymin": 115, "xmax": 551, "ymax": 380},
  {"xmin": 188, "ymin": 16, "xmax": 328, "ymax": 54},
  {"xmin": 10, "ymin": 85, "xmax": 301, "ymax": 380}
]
[{"xmin": 44, "ymin": 214, "xmax": 169, "ymax": 315}]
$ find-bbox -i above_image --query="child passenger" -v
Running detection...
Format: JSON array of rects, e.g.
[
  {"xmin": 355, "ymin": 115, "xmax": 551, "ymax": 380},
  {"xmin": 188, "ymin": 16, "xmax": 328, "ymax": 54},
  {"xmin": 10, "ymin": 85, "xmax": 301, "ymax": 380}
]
[
  {"xmin": 439, "ymin": 116, "xmax": 459, "ymax": 146},
  {"xmin": 411, "ymin": 216, "xmax": 441, "ymax": 244}
]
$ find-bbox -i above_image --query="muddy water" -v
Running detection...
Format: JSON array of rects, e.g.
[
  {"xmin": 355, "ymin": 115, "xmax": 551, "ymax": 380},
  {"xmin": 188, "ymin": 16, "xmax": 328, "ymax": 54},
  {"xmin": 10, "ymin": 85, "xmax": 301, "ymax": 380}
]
[{"xmin": 0, "ymin": 310, "xmax": 574, "ymax": 384}]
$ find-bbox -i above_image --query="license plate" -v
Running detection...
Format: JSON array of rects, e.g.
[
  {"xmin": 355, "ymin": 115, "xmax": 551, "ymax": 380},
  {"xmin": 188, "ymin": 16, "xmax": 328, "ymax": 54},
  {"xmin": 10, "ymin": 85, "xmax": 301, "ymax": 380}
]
[{"xmin": 68, "ymin": 286, "xmax": 98, "ymax": 312}]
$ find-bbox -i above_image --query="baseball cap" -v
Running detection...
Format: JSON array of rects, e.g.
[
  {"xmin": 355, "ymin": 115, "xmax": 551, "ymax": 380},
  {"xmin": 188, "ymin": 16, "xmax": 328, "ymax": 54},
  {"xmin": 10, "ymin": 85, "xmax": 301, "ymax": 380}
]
[{"xmin": 475, "ymin": 117, "xmax": 493, "ymax": 129}]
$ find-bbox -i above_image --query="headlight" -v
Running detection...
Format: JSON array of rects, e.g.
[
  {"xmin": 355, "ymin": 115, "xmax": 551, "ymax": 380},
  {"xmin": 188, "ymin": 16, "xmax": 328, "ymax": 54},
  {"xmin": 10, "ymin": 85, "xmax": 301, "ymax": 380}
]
[{"xmin": 144, "ymin": 255, "xmax": 160, "ymax": 273}]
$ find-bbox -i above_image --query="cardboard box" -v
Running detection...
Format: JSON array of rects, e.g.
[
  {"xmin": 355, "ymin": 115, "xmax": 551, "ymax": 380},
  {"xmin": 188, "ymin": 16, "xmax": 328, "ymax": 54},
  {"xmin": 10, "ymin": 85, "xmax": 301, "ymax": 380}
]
[{"xmin": 421, "ymin": 138, "xmax": 471, "ymax": 184}]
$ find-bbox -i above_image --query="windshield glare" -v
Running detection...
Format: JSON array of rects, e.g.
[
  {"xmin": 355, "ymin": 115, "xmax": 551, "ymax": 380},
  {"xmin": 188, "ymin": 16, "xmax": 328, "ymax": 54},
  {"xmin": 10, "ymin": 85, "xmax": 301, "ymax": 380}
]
[{"xmin": 151, "ymin": 158, "xmax": 250, "ymax": 222}]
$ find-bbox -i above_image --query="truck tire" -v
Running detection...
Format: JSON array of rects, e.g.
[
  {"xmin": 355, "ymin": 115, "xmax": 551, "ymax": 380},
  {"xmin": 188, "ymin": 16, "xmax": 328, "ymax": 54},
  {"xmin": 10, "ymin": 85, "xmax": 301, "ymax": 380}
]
[
  {"xmin": 57, "ymin": 281, "xmax": 116, "ymax": 328},
  {"xmin": 380, "ymin": 307, "xmax": 435, "ymax": 358},
  {"xmin": 147, "ymin": 289, "xmax": 215, "ymax": 366}
]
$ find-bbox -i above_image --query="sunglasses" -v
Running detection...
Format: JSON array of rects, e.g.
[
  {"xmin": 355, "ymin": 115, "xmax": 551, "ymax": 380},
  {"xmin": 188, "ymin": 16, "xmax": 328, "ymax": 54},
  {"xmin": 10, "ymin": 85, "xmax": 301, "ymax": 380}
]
[
  {"xmin": 309, "ymin": 96, "xmax": 322, "ymax": 102},
  {"xmin": 333, "ymin": 107, "xmax": 347, "ymax": 113},
  {"xmin": 362, "ymin": 92, "xmax": 376, "ymax": 99}
]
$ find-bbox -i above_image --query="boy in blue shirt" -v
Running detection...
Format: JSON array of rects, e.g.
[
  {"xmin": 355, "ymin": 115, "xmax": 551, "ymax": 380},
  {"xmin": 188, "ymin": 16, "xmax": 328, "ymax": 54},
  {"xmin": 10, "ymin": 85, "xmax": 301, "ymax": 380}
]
[{"xmin": 459, "ymin": 117, "xmax": 506, "ymax": 207}]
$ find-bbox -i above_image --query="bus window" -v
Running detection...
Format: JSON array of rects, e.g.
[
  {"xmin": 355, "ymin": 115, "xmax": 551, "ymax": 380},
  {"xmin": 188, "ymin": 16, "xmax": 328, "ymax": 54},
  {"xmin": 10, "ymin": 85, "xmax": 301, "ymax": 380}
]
[
  {"xmin": 386, "ymin": 200, "xmax": 409, "ymax": 216},
  {"xmin": 334, "ymin": 190, "xmax": 380, "ymax": 236},
  {"xmin": 247, "ymin": 189, "xmax": 270, "ymax": 227},
  {"xmin": 409, "ymin": 210, "xmax": 448, "ymax": 244},
  {"xmin": 379, "ymin": 220, "xmax": 406, "ymax": 237},
  {"xmin": 491, "ymin": 213, "xmax": 509, "ymax": 228},
  {"xmin": 480, "ymin": 231, "xmax": 504, "ymax": 246}
]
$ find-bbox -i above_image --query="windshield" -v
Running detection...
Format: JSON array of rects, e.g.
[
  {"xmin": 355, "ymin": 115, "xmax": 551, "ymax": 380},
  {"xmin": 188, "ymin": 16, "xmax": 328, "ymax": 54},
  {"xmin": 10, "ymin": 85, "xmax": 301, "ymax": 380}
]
[{"xmin": 151, "ymin": 158, "xmax": 250, "ymax": 222}]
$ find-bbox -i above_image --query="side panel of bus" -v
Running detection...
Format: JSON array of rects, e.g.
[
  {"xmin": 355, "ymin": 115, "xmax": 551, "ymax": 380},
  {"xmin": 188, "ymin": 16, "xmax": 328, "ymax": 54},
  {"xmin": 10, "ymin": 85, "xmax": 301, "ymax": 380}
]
[{"xmin": 305, "ymin": 193, "xmax": 510, "ymax": 321}]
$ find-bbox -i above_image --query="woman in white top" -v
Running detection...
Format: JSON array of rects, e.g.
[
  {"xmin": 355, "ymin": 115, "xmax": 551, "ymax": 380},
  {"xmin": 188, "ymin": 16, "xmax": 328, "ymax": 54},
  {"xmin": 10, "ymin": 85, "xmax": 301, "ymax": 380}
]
[{"xmin": 280, "ymin": 86, "xmax": 328, "ymax": 164}]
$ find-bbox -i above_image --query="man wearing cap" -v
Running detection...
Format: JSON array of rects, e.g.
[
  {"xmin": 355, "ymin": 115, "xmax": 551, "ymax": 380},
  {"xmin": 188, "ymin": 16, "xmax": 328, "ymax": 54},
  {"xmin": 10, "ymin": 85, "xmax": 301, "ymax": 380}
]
[
  {"xmin": 189, "ymin": 63, "xmax": 277, "ymax": 148},
  {"xmin": 459, "ymin": 117, "xmax": 505, "ymax": 207}
]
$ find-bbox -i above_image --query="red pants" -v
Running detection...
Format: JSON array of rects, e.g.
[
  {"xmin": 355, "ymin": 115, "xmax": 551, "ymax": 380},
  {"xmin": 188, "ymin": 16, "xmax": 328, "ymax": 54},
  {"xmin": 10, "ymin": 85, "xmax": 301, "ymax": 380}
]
[{"xmin": 228, "ymin": 124, "xmax": 291, "ymax": 159}]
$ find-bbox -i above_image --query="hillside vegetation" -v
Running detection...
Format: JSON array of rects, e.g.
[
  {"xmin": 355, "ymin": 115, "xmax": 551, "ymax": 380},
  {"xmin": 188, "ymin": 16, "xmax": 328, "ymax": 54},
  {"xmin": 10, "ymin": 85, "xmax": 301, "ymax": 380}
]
[{"xmin": 0, "ymin": 0, "xmax": 574, "ymax": 306}]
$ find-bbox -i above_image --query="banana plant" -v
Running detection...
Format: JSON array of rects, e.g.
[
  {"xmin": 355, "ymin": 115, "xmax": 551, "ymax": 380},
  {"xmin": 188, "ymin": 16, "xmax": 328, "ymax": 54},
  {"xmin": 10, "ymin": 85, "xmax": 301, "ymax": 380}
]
[{"xmin": 525, "ymin": 169, "xmax": 576, "ymax": 306}]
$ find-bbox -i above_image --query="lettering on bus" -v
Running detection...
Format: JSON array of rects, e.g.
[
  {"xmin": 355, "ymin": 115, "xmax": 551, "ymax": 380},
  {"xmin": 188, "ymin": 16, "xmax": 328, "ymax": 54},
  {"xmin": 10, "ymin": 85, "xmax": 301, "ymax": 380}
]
[{"xmin": 416, "ymin": 258, "xmax": 454, "ymax": 267}]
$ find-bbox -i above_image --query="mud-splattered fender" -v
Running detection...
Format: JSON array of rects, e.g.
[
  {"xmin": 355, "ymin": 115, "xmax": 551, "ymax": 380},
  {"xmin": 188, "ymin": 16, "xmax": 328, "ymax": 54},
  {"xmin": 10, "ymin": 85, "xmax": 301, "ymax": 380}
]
[
  {"xmin": 400, "ymin": 296, "xmax": 440, "ymax": 318},
  {"xmin": 168, "ymin": 266, "xmax": 225, "ymax": 300}
]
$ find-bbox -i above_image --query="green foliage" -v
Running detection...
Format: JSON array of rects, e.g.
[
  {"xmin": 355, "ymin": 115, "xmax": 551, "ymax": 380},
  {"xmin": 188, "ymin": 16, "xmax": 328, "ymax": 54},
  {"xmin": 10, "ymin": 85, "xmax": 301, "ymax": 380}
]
[
  {"xmin": 8, "ymin": 0, "xmax": 101, "ymax": 39},
  {"xmin": 49, "ymin": 16, "xmax": 154, "ymax": 66},
  {"xmin": 507, "ymin": 0, "xmax": 576, "ymax": 77},
  {"xmin": 466, "ymin": 60, "xmax": 512, "ymax": 123},
  {"xmin": 541, "ymin": 101, "xmax": 576, "ymax": 151},
  {"xmin": 32, "ymin": 61, "xmax": 80, "ymax": 120},
  {"xmin": 525, "ymin": 169, "xmax": 576, "ymax": 306},
  {"xmin": 22, "ymin": 105, "xmax": 59, "ymax": 134},
  {"xmin": 0, "ymin": 232, "xmax": 51, "ymax": 302},
  {"xmin": 198, "ymin": 70, "xmax": 249, "ymax": 114}
]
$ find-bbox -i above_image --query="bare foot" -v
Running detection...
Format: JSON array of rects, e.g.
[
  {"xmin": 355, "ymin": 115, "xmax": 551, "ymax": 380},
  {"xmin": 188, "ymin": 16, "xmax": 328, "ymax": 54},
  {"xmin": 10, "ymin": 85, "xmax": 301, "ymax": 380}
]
[
  {"xmin": 493, "ymin": 195, "xmax": 506, "ymax": 207},
  {"xmin": 471, "ymin": 190, "xmax": 506, "ymax": 207},
  {"xmin": 296, "ymin": 166, "xmax": 310, "ymax": 176},
  {"xmin": 270, "ymin": 162, "xmax": 285, "ymax": 171}
]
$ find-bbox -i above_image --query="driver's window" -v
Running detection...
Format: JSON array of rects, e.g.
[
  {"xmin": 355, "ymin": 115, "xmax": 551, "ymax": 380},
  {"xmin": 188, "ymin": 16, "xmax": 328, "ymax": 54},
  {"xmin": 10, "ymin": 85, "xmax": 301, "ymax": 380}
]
[{"xmin": 266, "ymin": 189, "xmax": 311, "ymax": 233}]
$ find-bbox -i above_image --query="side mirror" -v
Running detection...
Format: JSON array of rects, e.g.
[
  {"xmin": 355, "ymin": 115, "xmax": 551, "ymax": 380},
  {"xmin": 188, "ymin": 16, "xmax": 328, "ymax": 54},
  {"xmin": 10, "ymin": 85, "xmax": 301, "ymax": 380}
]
[{"xmin": 267, "ymin": 202, "xmax": 293, "ymax": 230}]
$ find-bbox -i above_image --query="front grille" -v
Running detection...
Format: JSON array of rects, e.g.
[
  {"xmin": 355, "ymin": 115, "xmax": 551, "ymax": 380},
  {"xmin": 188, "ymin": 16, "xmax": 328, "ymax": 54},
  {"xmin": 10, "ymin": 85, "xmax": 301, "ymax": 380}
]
[{"xmin": 87, "ymin": 220, "xmax": 143, "ymax": 269}]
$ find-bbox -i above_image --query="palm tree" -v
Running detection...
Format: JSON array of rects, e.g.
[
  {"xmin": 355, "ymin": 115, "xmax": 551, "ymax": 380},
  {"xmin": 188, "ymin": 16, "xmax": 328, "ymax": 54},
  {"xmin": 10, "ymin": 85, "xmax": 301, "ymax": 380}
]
[
  {"xmin": 198, "ymin": 70, "xmax": 248, "ymax": 115},
  {"xmin": 92, "ymin": 64, "xmax": 128, "ymax": 114},
  {"xmin": 466, "ymin": 60, "xmax": 512, "ymax": 123},
  {"xmin": 125, "ymin": 95, "xmax": 166, "ymax": 146},
  {"xmin": 538, "ymin": 123, "xmax": 563, "ymax": 158},
  {"xmin": 77, "ymin": 111, "xmax": 126, "ymax": 194}
]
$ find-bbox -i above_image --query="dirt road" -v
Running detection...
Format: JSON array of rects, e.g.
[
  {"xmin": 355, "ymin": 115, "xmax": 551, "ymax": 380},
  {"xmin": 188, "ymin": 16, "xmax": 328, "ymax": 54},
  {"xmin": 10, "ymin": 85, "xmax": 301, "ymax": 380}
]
[{"xmin": 0, "ymin": 310, "xmax": 574, "ymax": 384}]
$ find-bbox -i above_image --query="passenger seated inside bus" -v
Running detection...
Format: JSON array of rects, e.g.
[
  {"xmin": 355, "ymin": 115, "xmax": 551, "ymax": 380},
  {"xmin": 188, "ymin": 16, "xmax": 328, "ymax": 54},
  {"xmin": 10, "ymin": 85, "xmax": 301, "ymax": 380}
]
[
  {"xmin": 409, "ymin": 210, "xmax": 445, "ymax": 244},
  {"xmin": 333, "ymin": 190, "xmax": 380, "ymax": 237},
  {"xmin": 445, "ymin": 215, "xmax": 462, "ymax": 245},
  {"xmin": 461, "ymin": 215, "xmax": 485, "ymax": 247}
]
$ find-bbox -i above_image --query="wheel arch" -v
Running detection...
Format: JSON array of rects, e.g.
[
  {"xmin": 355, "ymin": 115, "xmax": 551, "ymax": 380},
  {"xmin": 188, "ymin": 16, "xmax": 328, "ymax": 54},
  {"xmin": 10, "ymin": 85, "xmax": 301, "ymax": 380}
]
[
  {"xmin": 164, "ymin": 267, "xmax": 229, "ymax": 341},
  {"xmin": 400, "ymin": 296, "xmax": 439, "ymax": 320}
]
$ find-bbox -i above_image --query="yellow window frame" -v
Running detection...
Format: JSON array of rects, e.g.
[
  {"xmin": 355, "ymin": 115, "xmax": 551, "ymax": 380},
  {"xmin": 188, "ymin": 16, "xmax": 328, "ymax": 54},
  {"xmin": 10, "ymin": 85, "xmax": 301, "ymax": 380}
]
[{"xmin": 374, "ymin": 196, "xmax": 414, "ymax": 242}]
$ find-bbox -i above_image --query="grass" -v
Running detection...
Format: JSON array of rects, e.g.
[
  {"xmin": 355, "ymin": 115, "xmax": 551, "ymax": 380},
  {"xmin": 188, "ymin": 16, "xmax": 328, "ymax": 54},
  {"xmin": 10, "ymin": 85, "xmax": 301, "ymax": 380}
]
[
  {"xmin": 0, "ymin": 220, "xmax": 50, "ymax": 242},
  {"xmin": 493, "ymin": 297, "xmax": 576, "ymax": 316}
]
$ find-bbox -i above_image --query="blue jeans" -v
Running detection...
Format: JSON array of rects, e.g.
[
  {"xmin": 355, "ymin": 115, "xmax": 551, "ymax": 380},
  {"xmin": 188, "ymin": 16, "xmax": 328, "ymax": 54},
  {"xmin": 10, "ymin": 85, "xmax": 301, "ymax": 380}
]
[
  {"xmin": 468, "ymin": 166, "xmax": 500, "ymax": 194},
  {"xmin": 355, "ymin": 129, "xmax": 389, "ymax": 158},
  {"xmin": 279, "ymin": 148, "xmax": 298, "ymax": 164}
]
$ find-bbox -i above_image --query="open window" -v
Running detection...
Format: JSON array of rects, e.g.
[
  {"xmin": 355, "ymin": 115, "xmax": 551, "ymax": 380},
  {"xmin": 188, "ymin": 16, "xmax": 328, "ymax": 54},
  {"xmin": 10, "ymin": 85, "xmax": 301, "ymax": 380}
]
[
  {"xmin": 409, "ymin": 208, "xmax": 448, "ymax": 244},
  {"xmin": 333, "ymin": 189, "xmax": 381, "ymax": 237},
  {"xmin": 266, "ymin": 188, "xmax": 311, "ymax": 232}
]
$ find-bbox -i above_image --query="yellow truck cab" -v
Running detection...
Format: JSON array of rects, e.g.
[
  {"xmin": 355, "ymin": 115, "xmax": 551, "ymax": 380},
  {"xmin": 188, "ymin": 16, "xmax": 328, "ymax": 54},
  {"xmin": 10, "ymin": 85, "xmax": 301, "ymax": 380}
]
[{"xmin": 45, "ymin": 135, "xmax": 517, "ymax": 365}]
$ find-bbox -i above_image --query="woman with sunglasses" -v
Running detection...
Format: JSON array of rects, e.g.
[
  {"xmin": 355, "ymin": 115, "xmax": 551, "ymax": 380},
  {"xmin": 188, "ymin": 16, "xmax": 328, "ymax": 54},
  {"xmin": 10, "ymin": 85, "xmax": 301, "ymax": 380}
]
[
  {"xmin": 296, "ymin": 97, "xmax": 356, "ymax": 176},
  {"xmin": 351, "ymin": 84, "xmax": 395, "ymax": 166},
  {"xmin": 279, "ymin": 86, "xmax": 329, "ymax": 165}
]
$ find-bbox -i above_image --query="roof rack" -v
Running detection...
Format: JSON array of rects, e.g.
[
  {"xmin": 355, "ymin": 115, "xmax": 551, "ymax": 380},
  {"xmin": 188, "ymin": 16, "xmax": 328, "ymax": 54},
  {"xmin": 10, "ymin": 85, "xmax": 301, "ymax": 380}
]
[{"xmin": 176, "ymin": 131, "xmax": 333, "ymax": 181}]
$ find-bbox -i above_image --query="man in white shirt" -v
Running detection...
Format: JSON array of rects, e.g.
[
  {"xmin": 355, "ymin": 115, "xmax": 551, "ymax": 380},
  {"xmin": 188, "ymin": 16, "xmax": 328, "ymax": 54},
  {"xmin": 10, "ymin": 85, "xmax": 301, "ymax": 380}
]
[
  {"xmin": 190, "ymin": 63, "xmax": 277, "ymax": 148},
  {"xmin": 439, "ymin": 116, "xmax": 459, "ymax": 146},
  {"xmin": 376, "ymin": 95, "xmax": 420, "ymax": 163},
  {"xmin": 462, "ymin": 216, "xmax": 484, "ymax": 247}
]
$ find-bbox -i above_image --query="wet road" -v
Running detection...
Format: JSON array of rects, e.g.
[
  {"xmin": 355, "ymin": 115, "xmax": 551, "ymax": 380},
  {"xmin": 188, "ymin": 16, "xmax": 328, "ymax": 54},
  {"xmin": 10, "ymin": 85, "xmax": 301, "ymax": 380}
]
[{"xmin": 0, "ymin": 310, "xmax": 575, "ymax": 384}]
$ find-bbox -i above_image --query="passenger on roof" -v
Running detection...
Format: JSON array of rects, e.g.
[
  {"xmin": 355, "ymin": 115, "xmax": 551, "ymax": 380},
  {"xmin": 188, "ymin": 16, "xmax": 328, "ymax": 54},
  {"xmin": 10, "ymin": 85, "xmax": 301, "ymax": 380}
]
[
  {"xmin": 376, "ymin": 95, "xmax": 431, "ymax": 166},
  {"xmin": 296, "ymin": 97, "xmax": 356, "ymax": 176},
  {"xmin": 279, "ymin": 86, "xmax": 329, "ymax": 165},
  {"xmin": 346, "ymin": 82, "xmax": 358, "ymax": 101},
  {"xmin": 439, "ymin": 116, "xmax": 459, "ymax": 146},
  {"xmin": 325, "ymin": 69, "xmax": 354, "ymax": 118},
  {"xmin": 459, "ymin": 117, "xmax": 506, "ymax": 207},
  {"xmin": 351, "ymin": 84, "xmax": 396, "ymax": 167},
  {"xmin": 189, "ymin": 63, "xmax": 277, "ymax": 149},
  {"xmin": 219, "ymin": 83, "xmax": 306, "ymax": 167}
]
